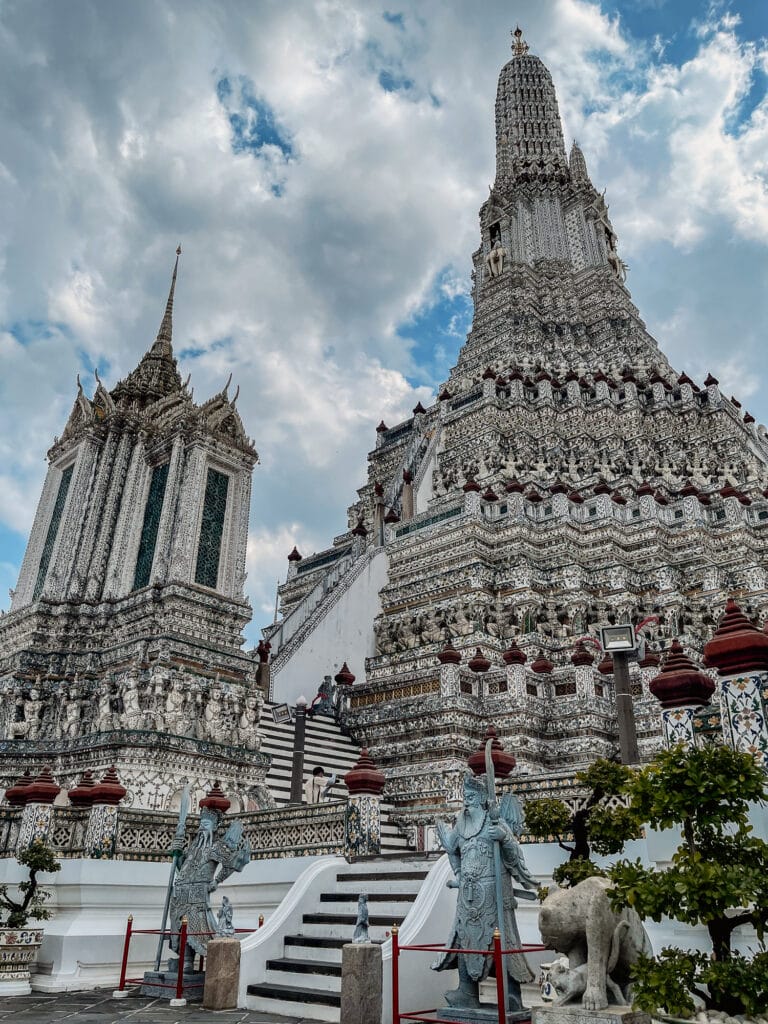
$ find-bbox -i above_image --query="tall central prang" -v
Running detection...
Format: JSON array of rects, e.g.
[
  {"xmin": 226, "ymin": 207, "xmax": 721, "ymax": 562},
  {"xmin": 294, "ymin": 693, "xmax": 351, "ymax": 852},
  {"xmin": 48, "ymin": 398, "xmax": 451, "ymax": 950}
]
[{"xmin": 268, "ymin": 31, "xmax": 768, "ymax": 824}]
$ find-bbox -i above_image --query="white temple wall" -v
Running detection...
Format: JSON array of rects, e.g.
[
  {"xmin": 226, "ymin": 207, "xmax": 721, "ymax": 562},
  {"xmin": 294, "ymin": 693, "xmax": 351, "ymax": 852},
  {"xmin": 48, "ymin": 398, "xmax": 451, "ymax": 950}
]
[
  {"xmin": 0, "ymin": 854, "xmax": 314, "ymax": 993},
  {"xmin": 271, "ymin": 550, "xmax": 388, "ymax": 705}
]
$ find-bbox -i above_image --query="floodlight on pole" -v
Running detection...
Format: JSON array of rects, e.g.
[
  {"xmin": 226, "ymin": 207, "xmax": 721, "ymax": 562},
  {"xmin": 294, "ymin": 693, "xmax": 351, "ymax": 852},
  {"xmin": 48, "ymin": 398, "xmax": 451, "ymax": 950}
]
[{"xmin": 600, "ymin": 623, "xmax": 640, "ymax": 765}]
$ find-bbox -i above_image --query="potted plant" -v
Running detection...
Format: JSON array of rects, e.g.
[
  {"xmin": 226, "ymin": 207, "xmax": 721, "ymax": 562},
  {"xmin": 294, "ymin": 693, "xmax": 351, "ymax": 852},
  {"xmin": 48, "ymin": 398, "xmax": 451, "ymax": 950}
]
[{"xmin": 0, "ymin": 842, "xmax": 60, "ymax": 995}]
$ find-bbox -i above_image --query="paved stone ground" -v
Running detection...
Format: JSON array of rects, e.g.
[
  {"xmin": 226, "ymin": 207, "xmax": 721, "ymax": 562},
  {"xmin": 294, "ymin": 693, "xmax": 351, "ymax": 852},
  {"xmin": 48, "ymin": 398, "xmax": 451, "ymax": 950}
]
[{"xmin": 0, "ymin": 990, "xmax": 327, "ymax": 1024}]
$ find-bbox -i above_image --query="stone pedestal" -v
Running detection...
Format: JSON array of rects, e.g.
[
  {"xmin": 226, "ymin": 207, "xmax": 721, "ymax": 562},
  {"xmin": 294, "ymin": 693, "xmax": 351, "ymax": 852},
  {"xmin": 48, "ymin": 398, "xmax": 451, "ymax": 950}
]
[
  {"xmin": 203, "ymin": 937, "xmax": 240, "ymax": 1010},
  {"xmin": 341, "ymin": 942, "xmax": 382, "ymax": 1024},
  {"xmin": 440, "ymin": 1009, "xmax": 529, "ymax": 1023},
  {"xmin": 532, "ymin": 1007, "xmax": 651, "ymax": 1024},
  {"xmin": 140, "ymin": 959, "xmax": 204, "ymax": 1002}
]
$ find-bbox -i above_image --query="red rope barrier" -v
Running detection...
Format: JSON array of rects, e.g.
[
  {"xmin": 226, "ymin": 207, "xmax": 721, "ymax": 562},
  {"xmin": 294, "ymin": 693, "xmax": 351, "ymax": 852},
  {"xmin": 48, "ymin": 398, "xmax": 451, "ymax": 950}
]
[
  {"xmin": 114, "ymin": 913, "xmax": 260, "ymax": 1001},
  {"xmin": 390, "ymin": 934, "xmax": 545, "ymax": 1023}
]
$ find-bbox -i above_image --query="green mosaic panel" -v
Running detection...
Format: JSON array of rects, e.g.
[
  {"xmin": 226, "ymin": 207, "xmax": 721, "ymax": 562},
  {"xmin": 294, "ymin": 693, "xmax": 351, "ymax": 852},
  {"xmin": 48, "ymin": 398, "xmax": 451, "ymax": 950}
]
[
  {"xmin": 33, "ymin": 464, "xmax": 74, "ymax": 601},
  {"xmin": 194, "ymin": 467, "xmax": 229, "ymax": 589},
  {"xmin": 132, "ymin": 462, "xmax": 169, "ymax": 590}
]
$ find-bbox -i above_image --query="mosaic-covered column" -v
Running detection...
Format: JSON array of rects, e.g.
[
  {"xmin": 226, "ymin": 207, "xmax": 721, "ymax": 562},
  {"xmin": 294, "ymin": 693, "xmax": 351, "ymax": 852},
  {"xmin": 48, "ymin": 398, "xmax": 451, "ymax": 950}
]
[
  {"xmin": 437, "ymin": 641, "xmax": 461, "ymax": 698},
  {"xmin": 649, "ymin": 640, "xmax": 715, "ymax": 749},
  {"xmin": 17, "ymin": 768, "xmax": 61, "ymax": 852},
  {"xmin": 570, "ymin": 640, "xmax": 595, "ymax": 699},
  {"xmin": 704, "ymin": 599, "xmax": 768, "ymax": 768},
  {"xmin": 503, "ymin": 641, "xmax": 528, "ymax": 700},
  {"xmin": 84, "ymin": 766, "xmax": 127, "ymax": 858},
  {"xmin": 344, "ymin": 750, "xmax": 385, "ymax": 858}
]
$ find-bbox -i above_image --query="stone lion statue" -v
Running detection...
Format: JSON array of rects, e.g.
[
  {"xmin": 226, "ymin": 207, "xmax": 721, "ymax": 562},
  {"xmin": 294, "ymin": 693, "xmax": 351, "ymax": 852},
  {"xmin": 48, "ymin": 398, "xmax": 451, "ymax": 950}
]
[{"xmin": 538, "ymin": 876, "xmax": 653, "ymax": 1010}]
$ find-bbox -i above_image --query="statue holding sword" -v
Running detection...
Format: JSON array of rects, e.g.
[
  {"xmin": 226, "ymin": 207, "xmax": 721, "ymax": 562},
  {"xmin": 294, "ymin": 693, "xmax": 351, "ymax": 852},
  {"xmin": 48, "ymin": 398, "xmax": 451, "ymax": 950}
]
[{"xmin": 433, "ymin": 741, "xmax": 536, "ymax": 1018}]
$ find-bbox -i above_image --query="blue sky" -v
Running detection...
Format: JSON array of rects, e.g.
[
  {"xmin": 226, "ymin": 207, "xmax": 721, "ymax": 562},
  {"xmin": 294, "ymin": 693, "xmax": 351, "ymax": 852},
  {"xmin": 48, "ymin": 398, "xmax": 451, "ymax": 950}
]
[{"xmin": 0, "ymin": 0, "xmax": 766, "ymax": 643}]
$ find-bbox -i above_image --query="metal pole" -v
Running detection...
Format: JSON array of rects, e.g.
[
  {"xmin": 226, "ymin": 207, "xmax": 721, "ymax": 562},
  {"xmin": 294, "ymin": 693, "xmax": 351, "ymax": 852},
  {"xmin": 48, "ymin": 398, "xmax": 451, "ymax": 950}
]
[
  {"xmin": 176, "ymin": 917, "xmax": 188, "ymax": 1001},
  {"xmin": 289, "ymin": 698, "xmax": 307, "ymax": 804},
  {"xmin": 117, "ymin": 915, "xmax": 133, "ymax": 991},
  {"xmin": 391, "ymin": 925, "xmax": 400, "ymax": 1024},
  {"xmin": 155, "ymin": 785, "xmax": 189, "ymax": 970},
  {"xmin": 485, "ymin": 741, "xmax": 509, "ymax": 1014},
  {"xmin": 493, "ymin": 929, "xmax": 505, "ymax": 1024},
  {"xmin": 613, "ymin": 650, "xmax": 639, "ymax": 764}
]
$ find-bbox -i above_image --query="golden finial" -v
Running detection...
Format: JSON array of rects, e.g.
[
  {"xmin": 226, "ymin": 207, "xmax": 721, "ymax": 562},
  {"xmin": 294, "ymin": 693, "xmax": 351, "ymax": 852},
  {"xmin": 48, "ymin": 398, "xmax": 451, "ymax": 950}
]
[
  {"xmin": 176, "ymin": 244, "xmax": 182, "ymax": 256},
  {"xmin": 511, "ymin": 26, "xmax": 529, "ymax": 56}
]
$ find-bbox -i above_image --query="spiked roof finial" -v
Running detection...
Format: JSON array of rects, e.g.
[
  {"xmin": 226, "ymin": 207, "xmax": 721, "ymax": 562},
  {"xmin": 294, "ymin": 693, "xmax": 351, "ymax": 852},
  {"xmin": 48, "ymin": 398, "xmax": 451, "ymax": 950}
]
[
  {"xmin": 511, "ymin": 26, "xmax": 529, "ymax": 56},
  {"xmin": 152, "ymin": 245, "xmax": 181, "ymax": 356}
]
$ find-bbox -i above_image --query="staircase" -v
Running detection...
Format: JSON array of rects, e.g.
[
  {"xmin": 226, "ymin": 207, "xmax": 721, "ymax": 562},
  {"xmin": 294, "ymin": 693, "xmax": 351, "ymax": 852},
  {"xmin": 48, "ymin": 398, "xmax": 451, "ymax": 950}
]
[
  {"xmin": 245, "ymin": 857, "xmax": 431, "ymax": 1021},
  {"xmin": 259, "ymin": 702, "xmax": 410, "ymax": 852}
]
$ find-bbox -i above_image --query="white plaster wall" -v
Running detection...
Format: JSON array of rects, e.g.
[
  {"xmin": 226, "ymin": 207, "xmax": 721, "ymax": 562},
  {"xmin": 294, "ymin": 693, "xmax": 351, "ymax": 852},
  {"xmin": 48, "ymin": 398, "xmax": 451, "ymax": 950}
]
[
  {"xmin": 271, "ymin": 550, "xmax": 388, "ymax": 705},
  {"xmin": 378, "ymin": 829, "xmax": 763, "ymax": 1023},
  {"xmin": 0, "ymin": 855, "xmax": 313, "ymax": 992}
]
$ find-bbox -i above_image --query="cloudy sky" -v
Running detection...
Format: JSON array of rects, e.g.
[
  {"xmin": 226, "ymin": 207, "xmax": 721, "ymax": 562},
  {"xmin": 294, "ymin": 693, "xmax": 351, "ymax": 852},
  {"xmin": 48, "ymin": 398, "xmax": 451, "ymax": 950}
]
[{"xmin": 0, "ymin": 0, "xmax": 766, "ymax": 643}]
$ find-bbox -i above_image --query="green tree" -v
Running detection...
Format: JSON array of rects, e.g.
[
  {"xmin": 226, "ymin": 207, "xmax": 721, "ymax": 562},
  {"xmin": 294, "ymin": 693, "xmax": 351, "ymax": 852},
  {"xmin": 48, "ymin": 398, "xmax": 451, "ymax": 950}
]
[
  {"xmin": 523, "ymin": 758, "xmax": 637, "ymax": 886},
  {"xmin": 608, "ymin": 744, "xmax": 768, "ymax": 1015},
  {"xmin": 0, "ymin": 842, "xmax": 61, "ymax": 929}
]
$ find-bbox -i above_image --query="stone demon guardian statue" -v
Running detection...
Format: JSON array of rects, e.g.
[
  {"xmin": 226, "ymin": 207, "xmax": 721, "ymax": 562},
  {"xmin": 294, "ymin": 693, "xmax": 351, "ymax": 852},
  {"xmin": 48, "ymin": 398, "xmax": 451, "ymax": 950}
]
[
  {"xmin": 169, "ymin": 787, "xmax": 251, "ymax": 966},
  {"xmin": 433, "ymin": 760, "xmax": 536, "ymax": 1021}
]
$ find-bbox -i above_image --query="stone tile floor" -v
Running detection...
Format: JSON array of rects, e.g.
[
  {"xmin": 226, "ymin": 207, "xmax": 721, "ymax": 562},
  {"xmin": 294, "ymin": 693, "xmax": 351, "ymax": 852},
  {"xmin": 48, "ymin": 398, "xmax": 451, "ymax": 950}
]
[{"xmin": 0, "ymin": 990, "xmax": 327, "ymax": 1024}]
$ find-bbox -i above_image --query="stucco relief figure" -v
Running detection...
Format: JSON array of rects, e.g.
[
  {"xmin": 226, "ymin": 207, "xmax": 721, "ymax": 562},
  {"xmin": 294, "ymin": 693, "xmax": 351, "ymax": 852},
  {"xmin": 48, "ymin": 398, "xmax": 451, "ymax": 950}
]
[
  {"xmin": 119, "ymin": 671, "xmax": 143, "ymax": 730},
  {"xmin": 433, "ymin": 773, "xmax": 536, "ymax": 1013},
  {"xmin": 485, "ymin": 239, "xmax": 507, "ymax": 279},
  {"xmin": 165, "ymin": 678, "xmax": 187, "ymax": 735},
  {"xmin": 236, "ymin": 695, "xmax": 260, "ymax": 749},
  {"xmin": 373, "ymin": 619, "xmax": 392, "ymax": 656},
  {"xmin": 538, "ymin": 876, "xmax": 653, "ymax": 1010},
  {"xmin": 449, "ymin": 604, "xmax": 474, "ymax": 638},
  {"xmin": 96, "ymin": 686, "xmax": 114, "ymax": 733},
  {"xmin": 16, "ymin": 685, "xmax": 44, "ymax": 740},
  {"xmin": 202, "ymin": 685, "xmax": 226, "ymax": 743},
  {"xmin": 170, "ymin": 807, "xmax": 251, "ymax": 964},
  {"xmin": 421, "ymin": 608, "xmax": 445, "ymax": 645},
  {"xmin": 63, "ymin": 683, "xmax": 83, "ymax": 739}
]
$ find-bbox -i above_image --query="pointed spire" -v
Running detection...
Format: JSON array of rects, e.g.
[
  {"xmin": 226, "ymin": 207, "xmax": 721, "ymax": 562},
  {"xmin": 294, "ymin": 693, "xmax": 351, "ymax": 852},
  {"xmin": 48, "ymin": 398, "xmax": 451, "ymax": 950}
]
[
  {"xmin": 111, "ymin": 247, "xmax": 183, "ymax": 408},
  {"xmin": 151, "ymin": 245, "xmax": 181, "ymax": 357},
  {"xmin": 511, "ymin": 26, "xmax": 529, "ymax": 57},
  {"xmin": 569, "ymin": 141, "xmax": 590, "ymax": 183},
  {"xmin": 495, "ymin": 29, "xmax": 567, "ymax": 182}
]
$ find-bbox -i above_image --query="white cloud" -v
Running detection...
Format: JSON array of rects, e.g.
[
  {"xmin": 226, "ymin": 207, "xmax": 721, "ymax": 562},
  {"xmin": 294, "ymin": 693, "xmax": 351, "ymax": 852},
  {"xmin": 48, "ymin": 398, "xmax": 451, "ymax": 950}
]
[{"xmin": 0, "ymin": 0, "xmax": 766, "ymax": 642}]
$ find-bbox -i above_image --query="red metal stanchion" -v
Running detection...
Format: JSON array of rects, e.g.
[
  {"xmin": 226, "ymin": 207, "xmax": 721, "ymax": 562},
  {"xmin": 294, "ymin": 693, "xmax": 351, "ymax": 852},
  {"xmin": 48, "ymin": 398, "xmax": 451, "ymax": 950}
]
[
  {"xmin": 117, "ymin": 914, "xmax": 133, "ymax": 992},
  {"xmin": 258, "ymin": 913, "xmax": 264, "ymax": 928},
  {"xmin": 392, "ymin": 924, "xmax": 400, "ymax": 1024},
  {"xmin": 176, "ymin": 917, "xmax": 188, "ymax": 1001},
  {"xmin": 493, "ymin": 929, "xmax": 505, "ymax": 1024}
]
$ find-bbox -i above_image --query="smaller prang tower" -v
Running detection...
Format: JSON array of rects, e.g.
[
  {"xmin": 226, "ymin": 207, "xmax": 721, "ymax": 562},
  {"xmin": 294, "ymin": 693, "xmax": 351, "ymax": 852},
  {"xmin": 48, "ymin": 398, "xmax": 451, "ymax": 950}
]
[{"xmin": 0, "ymin": 250, "xmax": 270, "ymax": 812}]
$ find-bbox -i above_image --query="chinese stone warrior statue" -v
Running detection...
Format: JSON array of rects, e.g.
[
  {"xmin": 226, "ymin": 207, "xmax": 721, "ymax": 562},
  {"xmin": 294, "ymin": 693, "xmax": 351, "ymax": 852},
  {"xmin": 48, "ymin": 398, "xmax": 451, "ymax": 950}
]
[
  {"xmin": 433, "ymin": 771, "xmax": 536, "ymax": 1021},
  {"xmin": 169, "ymin": 785, "xmax": 251, "ymax": 967}
]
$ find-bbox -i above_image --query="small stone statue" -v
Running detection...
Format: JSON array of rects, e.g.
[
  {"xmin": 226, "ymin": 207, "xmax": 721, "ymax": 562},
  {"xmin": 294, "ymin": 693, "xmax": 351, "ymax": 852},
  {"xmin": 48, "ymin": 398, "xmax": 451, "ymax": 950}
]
[
  {"xmin": 432, "ymin": 773, "xmax": 536, "ymax": 1015},
  {"xmin": 216, "ymin": 895, "xmax": 235, "ymax": 937},
  {"xmin": 352, "ymin": 893, "xmax": 369, "ymax": 943}
]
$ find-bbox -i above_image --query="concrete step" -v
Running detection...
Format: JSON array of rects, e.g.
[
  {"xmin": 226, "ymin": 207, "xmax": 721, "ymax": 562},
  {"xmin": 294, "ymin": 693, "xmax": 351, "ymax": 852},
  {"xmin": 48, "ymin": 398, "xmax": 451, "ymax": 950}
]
[
  {"xmin": 284, "ymin": 934, "xmax": 347, "ymax": 951},
  {"xmin": 303, "ymin": 911, "xmax": 404, "ymax": 927},
  {"xmin": 338, "ymin": 868, "xmax": 428, "ymax": 883},
  {"xmin": 284, "ymin": 941, "xmax": 341, "ymax": 965},
  {"xmin": 299, "ymin": 921, "xmax": 395, "ymax": 941},
  {"xmin": 267, "ymin": 957, "xmax": 342, "ymax": 978},
  {"xmin": 319, "ymin": 891, "xmax": 420, "ymax": 903},
  {"xmin": 247, "ymin": 982, "xmax": 340, "ymax": 1007},
  {"xmin": 246, "ymin": 983, "xmax": 341, "ymax": 1023},
  {"xmin": 261, "ymin": 968, "xmax": 341, "ymax": 994}
]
